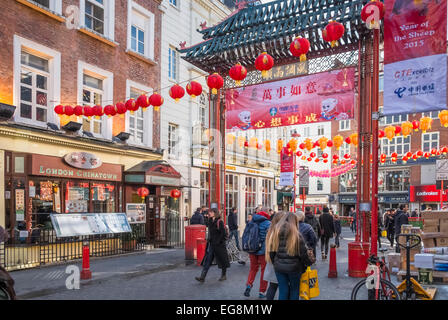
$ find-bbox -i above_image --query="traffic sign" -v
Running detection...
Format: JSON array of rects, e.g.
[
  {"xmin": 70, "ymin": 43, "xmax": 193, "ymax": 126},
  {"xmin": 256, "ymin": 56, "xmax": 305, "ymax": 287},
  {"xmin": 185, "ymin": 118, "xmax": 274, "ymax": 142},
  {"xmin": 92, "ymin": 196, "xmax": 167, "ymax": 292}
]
[
  {"xmin": 436, "ymin": 159, "xmax": 448, "ymax": 180},
  {"xmin": 299, "ymin": 167, "xmax": 309, "ymax": 187}
]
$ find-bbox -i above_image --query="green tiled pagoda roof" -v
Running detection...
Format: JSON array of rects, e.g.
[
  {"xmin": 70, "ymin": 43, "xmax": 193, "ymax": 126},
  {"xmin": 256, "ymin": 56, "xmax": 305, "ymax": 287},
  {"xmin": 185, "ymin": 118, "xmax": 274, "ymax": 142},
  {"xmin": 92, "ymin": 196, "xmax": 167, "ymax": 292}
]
[{"xmin": 180, "ymin": 0, "xmax": 369, "ymax": 72}]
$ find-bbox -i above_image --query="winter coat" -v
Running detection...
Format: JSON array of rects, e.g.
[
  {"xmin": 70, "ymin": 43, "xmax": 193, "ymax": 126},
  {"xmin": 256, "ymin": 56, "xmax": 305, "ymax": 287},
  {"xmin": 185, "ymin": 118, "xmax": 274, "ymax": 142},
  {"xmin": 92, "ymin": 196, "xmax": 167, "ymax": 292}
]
[
  {"xmin": 319, "ymin": 213, "xmax": 335, "ymax": 238},
  {"xmin": 190, "ymin": 211, "xmax": 205, "ymax": 225},
  {"xmin": 299, "ymin": 222, "xmax": 318, "ymax": 249},
  {"xmin": 394, "ymin": 211, "xmax": 409, "ymax": 237},
  {"xmin": 385, "ymin": 214, "xmax": 395, "ymax": 233},
  {"xmin": 251, "ymin": 212, "xmax": 272, "ymax": 255},
  {"xmin": 202, "ymin": 218, "xmax": 230, "ymax": 269},
  {"xmin": 304, "ymin": 212, "xmax": 321, "ymax": 238},
  {"xmin": 271, "ymin": 228, "xmax": 308, "ymax": 274},
  {"xmin": 227, "ymin": 212, "xmax": 238, "ymax": 231},
  {"xmin": 334, "ymin": 219, "xmax": 342, "ymax": 235}
]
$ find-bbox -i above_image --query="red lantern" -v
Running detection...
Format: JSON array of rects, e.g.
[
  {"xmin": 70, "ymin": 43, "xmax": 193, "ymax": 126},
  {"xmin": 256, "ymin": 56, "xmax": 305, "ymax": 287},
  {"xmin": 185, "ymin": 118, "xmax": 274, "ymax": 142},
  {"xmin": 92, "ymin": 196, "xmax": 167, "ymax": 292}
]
[
  {"xmin": 104, "ymin": 105, "xmax": 116, "ymax": 117},
  {"xmin": 343, "ymin": 154, "xmax": 350, "ymax": 159},
  {"xmin": 54, "ymin": 105, "xmax": 64, "ymax": 117},
  {"xmin": 327, "ymin": 140, "xmax": 333, "ymax": 147},
  {"xmin": 186, "ymin": 81, "xmax": 203, "ymax": 98},
  {"xmin": 424, "ymin": 152, "xmax": 431, "ymax": 159},
  {"xmin": 322, "ymin": 153, "xmax": 329, "ymax": 159},
  {"xmin": 229, "ymin": 63, "xmax": 247, "ymax": 86},
  {"xmin": 323, "ymin": 21, "xmax": 345, "ymax": 48},
  {"xmin": 92, "ymin": 105, "xmax": 103, "ymax": 119},
  {"xmin": 296, "ymin": 151, "xmax": 302, "ymax": 157},
  {"xmin": 333, "ymin": 154, "xmax": 339, "ymax": 160},
  {"xmin": 289, "ymin": 37, "xmax": 310, "ymax": 62},
  {"xmin": 391, "ymin": 152, "xmax": 398, "ymax": 158},
  {"xmin": 361, "ymin": 1, "xmax": 385, "ymax": 29},
  {"xmin": 350, "ymin": 159, "xmax": 357, "ymax": 165},
  {"xmin": 170, "ymin": 189, "xmax": 181, "ymax": 199},
  {"xmin": 333, "ymin": 159, "xmax": 338, "ymax": 165},
  {"xmin": 380, "ymin": 153, "xmax": 387, "ymax": 159},
  {"xmin": 83, "ymin": 105, "xmax": 94, "ymax": 119},
  {"xmin": 115, "ymin": 102, "xmax": 127, "ymax": 117},
  {"xmin": 431, "ymin": 148, "xmax": 438, "ymax": 156},
  {"xmin": 137, "ymin": 95, "xmax": 150, "ymax": 111},
  {"xmin": 64, "ymin": 105, "xmax": 74, "ymax": 116},
  {"xmin": 417, "ymin": 150, "xmax": 423, "ymax": 157},
  {"xmin": 412, "ymin": 154, "xmax": 418, "ymax": 161},
  {"xmin": 395, "ymin": 125, "xmax": 402, "ymax": 136},
  {"xmin": 341, "ymin": 160, "xmax": 346, "ymax": 165},
  {"xmin": 244, "ymin": 141, "xmax": 249, "ymax": 148},
  {"xmin": 315, "ymin": 158, "xmax": 320, "ymax": 163},
  {"xmin": 310, "ymin": 152, "xmax": 316, "ymax": 158},
  {"xmin": 74, "ymin": 105, "xmax": 84, "ymax": 117},
  {"xmin": 402, "ymin": 156, "xmax": 408, "ymax": 164},
  {"xmin": 207, "ymin": 73, "xmax": 224, "ymax": 94},
  {"xmin": 307, "ymin": 157, "xmax": 312, "ymax": 162},
  {"xmin": 299, "ymin": 143, "xmax": 305, "ymax": 150},
  {"xmin": 137, "ymin": 187, "xmax": 149, "ymax": 200},
  {"xmin": 149, "ymin": 93, "xmax": 164, "ymax": 111},
  {"xmin": 442, "ymin": 146, "xmax": 448, "ymax": 154},
  {"xmin": 379, "ymin": 130, "xmax": 385, "ymax": 138},
  {"xmin": 406, "ymin": 152, "xmax": 412, "ymax": 158},
  {"xmin": 255, "ymin": 52, "xmax": 274, "ymax": 78},
  {"xmin": 412, "ymin": 120, "xmax": 420, "ymax": 131},
  {"xmin": 169, "ymin": 84, "xmax": 185, "ymax": 102},
  {"xmin": 345, "ymin": 137, "xmax": 351, "ymax": 144},
  {"xmin": 125, "ymin": 98, "xmax": 139, "ymax": 114}
]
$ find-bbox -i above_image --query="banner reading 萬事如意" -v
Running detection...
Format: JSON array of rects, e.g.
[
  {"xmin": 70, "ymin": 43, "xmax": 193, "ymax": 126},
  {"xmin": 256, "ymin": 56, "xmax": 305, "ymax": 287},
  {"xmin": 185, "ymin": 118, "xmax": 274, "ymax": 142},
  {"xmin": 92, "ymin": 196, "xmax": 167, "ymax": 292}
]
[{"xmin": 383, "ymin": 0, "xmax": 447, "ymax": 115}]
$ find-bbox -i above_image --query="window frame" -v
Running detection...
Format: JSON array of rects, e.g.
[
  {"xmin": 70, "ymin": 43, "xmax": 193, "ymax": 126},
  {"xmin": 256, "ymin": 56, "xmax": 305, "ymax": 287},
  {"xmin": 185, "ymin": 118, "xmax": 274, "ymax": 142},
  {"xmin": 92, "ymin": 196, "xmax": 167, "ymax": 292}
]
[
  {"xmin": 126, "ymin": 80, "xmax": 153, "ymax": 147},
  {"xmin": 169, "ymin": 0, "xmax": 179, "ymax": 8},
  {"xmin": 20, "ymin": 0, "xmax": 63, "ymax": 15},
  {"xmin": 79, "ymin": 0, "xmax": 115, "ymax": 41},
  {"xmin": 13, "ymin": 35, "xmax": 61, "ymax": 127},
  {"xmin": 339, "ymin": 120, "xmax": 350, "ymax": 131},
  {"xmin": 379, "ymin": 107, "xmax": 409, "ymax": 126},
  {"xmin": 127, "ymin": 1, "xmax": 155, "ymax": 61},
  {"xmin": 422, "ymin": 111, "xmax": 440, "ymax": 119},
  {"xmin": 77, "ymin": 60, "xmax": 113, "ymax": 139},
  {"xmin": 380, "ymin": 136, "xmax": 411, "ymax": 157},
  {"xmin": 421, "ymin": 131, "xmax": 439, "ymax": 152},
  {"xmin": 82, "ymin": 74, "xmax": 104, "ymax": 135},
  {"xmin": 168, "ymin": 123, "xmax": 179, "ymax": 158},
  {"xmin": 168, "ymin": 46, "xmax": 179, "ymax": 81}
]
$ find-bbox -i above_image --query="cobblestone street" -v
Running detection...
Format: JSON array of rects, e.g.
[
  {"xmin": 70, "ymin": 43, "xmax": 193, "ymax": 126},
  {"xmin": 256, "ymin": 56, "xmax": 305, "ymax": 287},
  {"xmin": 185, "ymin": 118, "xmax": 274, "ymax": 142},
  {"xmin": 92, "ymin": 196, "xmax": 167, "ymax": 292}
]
[{"xmin": 10, "ymin": 227, "xmax": 448, "ymax": 300}]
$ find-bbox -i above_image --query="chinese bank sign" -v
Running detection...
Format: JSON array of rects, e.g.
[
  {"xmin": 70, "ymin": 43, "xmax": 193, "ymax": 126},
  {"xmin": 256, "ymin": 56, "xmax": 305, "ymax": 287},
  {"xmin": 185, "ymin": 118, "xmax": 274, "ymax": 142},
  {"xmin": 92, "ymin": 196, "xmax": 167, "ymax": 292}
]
[{"xmin": 225, "ymin": 68, "xmax": 355, "ymax": 130}]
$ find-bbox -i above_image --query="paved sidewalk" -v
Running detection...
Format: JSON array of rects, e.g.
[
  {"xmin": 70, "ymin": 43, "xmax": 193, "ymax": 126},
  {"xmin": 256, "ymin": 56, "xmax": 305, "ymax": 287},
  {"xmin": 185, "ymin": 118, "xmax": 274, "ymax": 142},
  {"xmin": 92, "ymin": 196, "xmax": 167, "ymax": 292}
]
[{"xmin": 10, "ymin": 227, "xmax": 448, "ymax": 300}]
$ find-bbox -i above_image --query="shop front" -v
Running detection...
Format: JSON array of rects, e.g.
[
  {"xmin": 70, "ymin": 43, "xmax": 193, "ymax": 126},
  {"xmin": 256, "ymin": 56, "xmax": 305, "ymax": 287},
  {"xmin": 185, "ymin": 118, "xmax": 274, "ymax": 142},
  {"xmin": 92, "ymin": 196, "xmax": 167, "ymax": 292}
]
[
  {"xmin": 337, "ymin": 192, "xmax": 409, "ymax": 216},
  {"xmin": 295, "ymin": 194, "xmax": 329, "ymax": 214},
  {"xmin": 410, "ymin": 185, "xmax": 448, "ymax": 212}
]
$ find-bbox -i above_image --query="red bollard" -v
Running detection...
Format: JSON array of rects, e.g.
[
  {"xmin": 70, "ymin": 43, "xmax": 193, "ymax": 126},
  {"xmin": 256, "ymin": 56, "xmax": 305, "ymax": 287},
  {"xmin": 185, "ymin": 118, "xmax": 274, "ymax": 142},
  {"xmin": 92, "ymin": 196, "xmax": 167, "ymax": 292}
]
[
  {"xmin": 196, "ymin": 238, "xmax": 207, "ymax": 266},
  {"xmin": 328, "ymin": 244, "xmax": 338, "ymax": 278},
  {"xmin": 80, "ymin": 242, "xmax": 92, "ymax": 280}
]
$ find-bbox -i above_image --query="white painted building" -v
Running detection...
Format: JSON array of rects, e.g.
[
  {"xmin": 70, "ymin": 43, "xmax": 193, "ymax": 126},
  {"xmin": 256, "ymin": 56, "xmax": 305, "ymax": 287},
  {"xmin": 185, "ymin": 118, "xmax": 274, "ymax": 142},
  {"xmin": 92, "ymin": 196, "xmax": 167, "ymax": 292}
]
[{"xmin": 159, "ymin": 0, "xmax": 233, "ymax": 218}]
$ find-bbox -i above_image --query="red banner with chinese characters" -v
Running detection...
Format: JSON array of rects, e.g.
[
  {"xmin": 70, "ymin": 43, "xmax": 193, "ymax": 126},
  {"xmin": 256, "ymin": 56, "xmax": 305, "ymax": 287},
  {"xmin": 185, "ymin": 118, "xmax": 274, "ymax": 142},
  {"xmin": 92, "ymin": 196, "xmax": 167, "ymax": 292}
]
[
  {"xmin": 280, "ymin": 147, "xmax": 294, "ymax": 186},
  {"xmin": 225, "ymin": 68, "xmax": 355, "ymax": 131}
]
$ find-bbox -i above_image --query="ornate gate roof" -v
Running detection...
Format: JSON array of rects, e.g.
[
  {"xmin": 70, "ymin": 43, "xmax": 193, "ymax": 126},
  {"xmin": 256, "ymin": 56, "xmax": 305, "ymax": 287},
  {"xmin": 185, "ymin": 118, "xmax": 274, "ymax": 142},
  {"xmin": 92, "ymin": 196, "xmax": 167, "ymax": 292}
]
[{"xmin": 180, "ymin": 0, "xmax": 368, "ymax": 73}]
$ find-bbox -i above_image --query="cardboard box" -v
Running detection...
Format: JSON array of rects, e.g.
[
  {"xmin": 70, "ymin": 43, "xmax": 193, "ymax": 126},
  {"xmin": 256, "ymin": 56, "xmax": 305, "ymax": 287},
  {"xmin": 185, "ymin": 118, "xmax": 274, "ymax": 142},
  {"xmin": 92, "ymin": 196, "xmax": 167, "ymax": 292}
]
[
  {"xmin": 400, "ymin": 260, "xmax": 418, "ymax": 272},
  {"xmin": 436, "ymin": 237, "xmax": 448, "ymax": 247},
  {"xmin": 400, "ymin": 248, "xmax": 420, "ymax": 263},
  {"xmin": 424, "ymin": 226, "xmax": 439, "ymax": 233},
  {"xmin": 387, "ymin": 253, "xmax": 401, "ymax": 270},
  {"xmin": 414, "ymin": 254, "xmax": 434, "ymax": 269},
  {"xmin": 423, "ymin": 238, "xmax": 436, "ymax": 248},
  {"xmin": 422, "ymin": 211, "xmax": 448, "ymax": 220},
  {"xmin": 440, "ymin": 219, "xmax": 448, "ymax": 233},
  {"xmin": 424, "ymin": 219, "xmax": 440, "ymax": 228}
]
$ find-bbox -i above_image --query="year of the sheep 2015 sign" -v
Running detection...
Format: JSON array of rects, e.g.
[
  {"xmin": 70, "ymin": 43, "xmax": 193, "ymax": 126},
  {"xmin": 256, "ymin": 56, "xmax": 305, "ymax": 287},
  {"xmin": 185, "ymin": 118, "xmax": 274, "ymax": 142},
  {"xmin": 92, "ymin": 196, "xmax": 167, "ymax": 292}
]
[
  {"xmin": 383, "ymin": 0, "xmax": 447, "ymax": 115},
  {"xmin": 225, "ymin": 68, "xmax": 355, "ymax": 131}
]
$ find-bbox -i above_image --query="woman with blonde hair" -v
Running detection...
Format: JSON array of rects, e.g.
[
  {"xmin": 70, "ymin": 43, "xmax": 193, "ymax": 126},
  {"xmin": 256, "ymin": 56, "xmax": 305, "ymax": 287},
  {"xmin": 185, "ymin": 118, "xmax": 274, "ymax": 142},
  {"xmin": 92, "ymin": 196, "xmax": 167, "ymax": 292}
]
[{"xmin": 266, "ymin": 212, "xmax": 309, "ymax": 300}]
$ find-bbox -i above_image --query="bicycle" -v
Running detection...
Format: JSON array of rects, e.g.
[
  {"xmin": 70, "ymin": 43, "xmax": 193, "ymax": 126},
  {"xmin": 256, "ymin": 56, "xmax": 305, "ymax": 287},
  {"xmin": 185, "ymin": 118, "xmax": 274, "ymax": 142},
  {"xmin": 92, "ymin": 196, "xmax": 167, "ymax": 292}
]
[{"xmin": 351, "ymin": 247, "xmax": 400, "ymax": 300}]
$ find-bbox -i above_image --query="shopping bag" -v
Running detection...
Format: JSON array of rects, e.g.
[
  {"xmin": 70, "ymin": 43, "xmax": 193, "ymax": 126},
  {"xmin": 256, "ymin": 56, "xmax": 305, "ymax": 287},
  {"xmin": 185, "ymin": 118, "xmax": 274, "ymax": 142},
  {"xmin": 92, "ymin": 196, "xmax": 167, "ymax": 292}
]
[
  {"xmin": 299, "ymin": 267, "xmax": 320, "ymax": 300},
  {"xmin": 381, "ymin": 230, "xmax": 387, "ymax": 238}
]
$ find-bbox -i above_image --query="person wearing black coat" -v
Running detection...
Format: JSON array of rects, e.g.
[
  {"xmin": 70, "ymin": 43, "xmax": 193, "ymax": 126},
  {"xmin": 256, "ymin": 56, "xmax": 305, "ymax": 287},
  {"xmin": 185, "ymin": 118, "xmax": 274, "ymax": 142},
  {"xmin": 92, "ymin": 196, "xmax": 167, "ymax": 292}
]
[
  {"xmin": 190, "ymin": 208, "xmax": 205, "ymax": 225},
  {"xmin": 227, "ymin": 208, "xmax": 240, "ymax": 250},
  {"xmin": 297, "ymin": 211, "xmax": 318, "ymax": 252},
  {"xmin": 319, "ymin": 207, "xmax": 334, "ymax": 260},
  {"xmin": 304, "ymin": 207, "xmax": 321, "ymax": 254},
  {"xmin": 195, "ymin": 209, "xmax": 230, "ymax": 282},
  {"xmin": 394, "ymin": 204, "xmax": 409, "ymax": 253},
  {"xmin": 384, "ymin": 210, "xmax": 395, "ymax": 247},
  {"xmin": 333, "ymin": 215, "xmax": 342, "ymax": 248}
]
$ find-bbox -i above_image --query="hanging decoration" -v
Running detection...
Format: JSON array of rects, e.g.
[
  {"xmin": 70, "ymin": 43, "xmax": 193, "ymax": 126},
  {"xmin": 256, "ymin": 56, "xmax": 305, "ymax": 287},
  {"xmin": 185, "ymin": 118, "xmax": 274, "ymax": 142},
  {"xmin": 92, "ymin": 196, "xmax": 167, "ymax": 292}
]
[
  {"xmin": 304, "ymin": 138, "xmax": 314, "ymax": 151},
  {"xmin": 412, "ymin": 120, "xmax": 420, "ymax": 131},
  {"xmin": 379, "ymin": 130, "xmax": 385, "ymax": 138},
  {"xmin": 277, "ymin": 139, "xmax": 283, "ymax": 154},
  {"xmin": 92, "ymin": 105, "xmax": 104, "ymax": 119},
  {"xmin": 394, "ymin": 125, "xmax": 402, "ymax": 136},
  {"xmin": 104, "ymin": 105, "xmax": 116, "ymax": 117},
  {"xmin": 125, "ymin": 98, "xmax": 139, "ymax": 115},
  {"xmin": 137, "ymin": 95, "xmax": 150, "ymax": 111},
  {"xmin": 149, "ymin": 93, "xmax": 164, "ymax": 111},
  {"xmin": 289, "ymin": 37, "xmax": 310, "ymax": 62},
  {"xmin": 401, "ymin": 121, "xmax": 413, "ymax": 137},
  {"xmin": 169, "ymin": 84, "xmax": 185, "ymax": 102},
  {"xmin": 323, "ymin": 20, "xmax": 345, "ymax": 47},
  {"xmin": 288, "ymin": 139, "xmax": 298, "ymax": 152},
  {"xmin": 318, "ymin": 137, "xmax": 329, "ymax": 150},
  {"xmin": 229, "ymin": 63, "xmax": 247, "ymax": 86},
  {"xmin": 333, "ymin": 135, "xmax": 344, "ymax": 150},
  {"xmin": 186, "ymin": 81, "xmax": 203, "ymax": 99},
  {"xmin": 361, "ymin": 0, "xmax": 385, "ymax": 29},
  {"xmin": 170, "ymin": 189, "xmax": 181, "ymax": 199},
  {"xmin": 420, "ymin": 117, "xmax": 432, "ymax": 133},
  {"xmin": 207, "ymin": 73, "xmax": 224, "ymax": 94},
  {"xmin": 255, "ymin": 52, "xmax": 274, "ymax": 78},
  {"xmin": 309, "ymin": 162, "xmax": 356, "ymax": 178},
  {"xmin": 74, "ymin": 105, "xmax": 84, "ymax": 118},
  {"xmin": 265, "ymin": 139, "xmax": 271, "ymax": 153},
  {"xmin": 83, "ymin": 105, "xmax": 94, "ymax": 119},
  {"xmin": 384, "ymin": 125, "xmax": 396, "ymax": 141},
  {"xmin": 137, "ymin": 187, "xmax": 149, "ymax": 200},
  {"xmin": 115, "ymin": 102, "xmax": 127, "ymax": 118},
  {"xmin": 439, "ymin": 110, "xmax": 448, "ymax": 127},
  {"xmin": 349, "ymin": 133, "xmax": 358, "ymax": 146}
]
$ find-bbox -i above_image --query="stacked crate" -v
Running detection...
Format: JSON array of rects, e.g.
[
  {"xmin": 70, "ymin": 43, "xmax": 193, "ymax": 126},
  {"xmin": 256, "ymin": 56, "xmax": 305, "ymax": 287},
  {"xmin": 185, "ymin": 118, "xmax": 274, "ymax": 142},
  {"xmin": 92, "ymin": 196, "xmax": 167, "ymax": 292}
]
[{"xmin": 421, "ymin": 211, "xmax": 448, "ymax": 248}]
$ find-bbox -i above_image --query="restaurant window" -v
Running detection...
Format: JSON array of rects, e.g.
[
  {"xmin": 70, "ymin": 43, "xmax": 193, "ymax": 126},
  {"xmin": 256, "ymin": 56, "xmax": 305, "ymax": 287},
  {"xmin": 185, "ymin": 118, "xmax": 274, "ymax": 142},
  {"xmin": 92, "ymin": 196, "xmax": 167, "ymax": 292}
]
[
  {"xmin": 317, "ymin": 179, "xmax": 323, "ymax": 191},
  {"xmin": 129, "ymin": 87, "xmax": 145, "ymax": 144},
  {"xmin": 339, "ymin": 120, "xmax": 350, "ymax": 131},
  {"xmin": 19, "ymin": 51, "xmax": 50, "ymax": 123},
  {"xmin": 422, "ymin": 132, "xmax": 439, "ymax": 152},
  {"xmin": 226, "ymin": 174, "xmax": 239, "ymax": 216},
  {"xmin": 381, "ymin": 136, "xmax": 410, "ymax": 156},
  {"xmin": 245, "ymin": 177, "xmax": 257, "ymax": 218},
  {"xmin": 29, "ymin": 180, "xmax": 61, "ymax": 228},
  {"xmin": 82, "ymin": 74, "xmax": 103, "ymax": 135},
  {"xmin": 14, "ymin": 155, "xmax": 25, "ymax": 174},
  {"xmin": 379, "ymin": 107, "xmax": 408, "ymax": 125},
  {"xmin": 422, "ymin": 111, "xmax": 440, "ymax": 119},
  {"xmin": 261, "ymin": 179, "xmax": 272, "ymax": 208},
  {"xmin": 379, "ymin": 170, "xmax": 410, "ymax": 192},
  {"xmin": 339, "ymin": 172, "xmax": 357, "ymax": 193},
  {"xmin": 65, "ymin": 181, "xmax": 90, "ymax": 213},
  {"xmin": 92, "ymin": 182, "xmax": 116, "ymax": 213},
  {"xmin": 200, "ymin": 170, "xmax": 209, "ymax": 207},
  {"xmin": 168, "ymin": 46, "xmax": 178, "ymax": 81}
]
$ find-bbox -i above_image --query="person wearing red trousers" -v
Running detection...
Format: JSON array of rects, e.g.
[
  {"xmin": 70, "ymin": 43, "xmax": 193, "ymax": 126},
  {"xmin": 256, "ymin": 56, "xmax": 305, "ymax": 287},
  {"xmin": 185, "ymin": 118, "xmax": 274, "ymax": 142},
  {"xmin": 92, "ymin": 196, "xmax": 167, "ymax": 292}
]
[{"xmin": 244, "ymin": 209, "xmax": 271, "ymax": 298}]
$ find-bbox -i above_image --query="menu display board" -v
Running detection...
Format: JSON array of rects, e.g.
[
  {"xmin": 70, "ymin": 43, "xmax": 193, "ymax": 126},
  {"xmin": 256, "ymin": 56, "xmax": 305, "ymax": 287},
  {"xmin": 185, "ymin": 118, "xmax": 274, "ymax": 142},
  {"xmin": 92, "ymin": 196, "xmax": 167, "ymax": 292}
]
[
  {"xmin": 50, "ymin": 213, "xmax": 132, "ymax": 237},
  {"xmin": 15, "ymin": 189, "xmax": 25, "ymax": 222},
  {"xmin": 126, "ymin": 204, "xmax": 146, "ymax": 224}
]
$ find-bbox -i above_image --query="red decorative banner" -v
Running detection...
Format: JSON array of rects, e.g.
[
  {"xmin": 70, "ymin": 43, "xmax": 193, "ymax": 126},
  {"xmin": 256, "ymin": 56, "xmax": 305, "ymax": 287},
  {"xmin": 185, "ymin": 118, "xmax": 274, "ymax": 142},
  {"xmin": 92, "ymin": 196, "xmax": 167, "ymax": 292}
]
[
  {"xmin": 279, "ymin": 148, "xmax": 294, "ymax": 186},
  {"xmin": 225, "ymin": 68, "xmax": 356, "ymax": 131}
]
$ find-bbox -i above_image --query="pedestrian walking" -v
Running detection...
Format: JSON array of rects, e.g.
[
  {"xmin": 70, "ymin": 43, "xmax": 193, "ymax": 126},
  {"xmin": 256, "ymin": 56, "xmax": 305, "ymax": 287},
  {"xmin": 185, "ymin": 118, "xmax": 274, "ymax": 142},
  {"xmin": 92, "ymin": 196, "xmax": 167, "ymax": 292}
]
[
  {"xmin": 195, "ymin": 209, "xmax": 230, "ymax": 282},
  {"xmin": 384, "ymin": 210, "xmax": 395, "ymax": 247},
  {"xmin": 228, "ymin": 208, "xmax": 240, "ymax": 250},
  {"xmin": 394, "ymin": 204, "xmax": 409, "ymax": 253},
  {"xmin": 319, "ymin": 207, "xmax": 334, "ymax": 260},
  {"xmin": 333, "ymin": 215, "xmax": 342, "ymax": 248},
  {"xmin": 243, "ymin": 208, "xmax": 271, "ymax": 298},
  {"xmin": 263, "ymin": 211, "xmax": 286, "ymax": 300},
  {"xmin": 265, "ymin": 212, "xmax": 310, "ymax": 300},
  {"xmin": 190, "ymin": 207, "xmax": 205, "ymax": 225},
  {"xmin": 349, "ymin": 207, "xmax": 356, "ymax": 233},
  {"xmin": 304, "ymin": 206, "xmax": 321, "ymax": 257},
  {"xmin": 296, "ymin": 211, "xmax": 318, "ymax": 252}
]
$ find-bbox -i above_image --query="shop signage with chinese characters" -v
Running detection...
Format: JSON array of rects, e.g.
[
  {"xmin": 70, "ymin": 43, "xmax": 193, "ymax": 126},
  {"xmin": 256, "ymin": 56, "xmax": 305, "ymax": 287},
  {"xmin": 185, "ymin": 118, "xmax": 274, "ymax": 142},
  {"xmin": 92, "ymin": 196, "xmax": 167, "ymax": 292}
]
[
  {"xmin": 64, "ymin": 152, "xmax": 102, "ymax": 169},
  {"xmin": 31, "ymin": 154, "xmax": 122, "ymax": 182},
  {"xmin": 410, "ymin": 185, "xmax": 448, "ymax": 202},
  {"xmin": 193, "ymin": 159, "xmax": 275, "ymax": 178}
]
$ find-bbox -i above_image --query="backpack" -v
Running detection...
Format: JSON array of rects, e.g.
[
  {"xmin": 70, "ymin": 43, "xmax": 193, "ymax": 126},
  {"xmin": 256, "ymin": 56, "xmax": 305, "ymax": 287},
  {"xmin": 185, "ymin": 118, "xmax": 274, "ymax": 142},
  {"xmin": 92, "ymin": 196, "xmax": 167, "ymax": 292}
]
[{"xmin": 241, "ymin": 221, "xmax": 261, "ymax": 253}]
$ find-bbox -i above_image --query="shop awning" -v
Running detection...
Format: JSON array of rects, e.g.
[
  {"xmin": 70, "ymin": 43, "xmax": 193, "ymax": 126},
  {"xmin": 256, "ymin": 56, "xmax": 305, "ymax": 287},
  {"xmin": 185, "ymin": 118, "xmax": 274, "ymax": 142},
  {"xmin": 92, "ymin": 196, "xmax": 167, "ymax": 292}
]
[
  {"xmin": 125, "ymin": 161, "xmax": 182, "ymax": 187},
  {"xmin": 277, "ymin": 187, "xmax": 293, "ymax": 203}
]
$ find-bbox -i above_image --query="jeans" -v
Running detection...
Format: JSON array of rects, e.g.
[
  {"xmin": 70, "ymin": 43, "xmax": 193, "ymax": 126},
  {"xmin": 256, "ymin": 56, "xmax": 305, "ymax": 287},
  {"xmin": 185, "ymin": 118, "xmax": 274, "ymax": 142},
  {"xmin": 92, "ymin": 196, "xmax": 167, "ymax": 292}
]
[
  {"xmin": 321, "ymin": 236, "xmax": 330, "ymax": 256},
  {"xmin": 229, "ymin": 229, "xmax": 240, "ymax": 250},
  {"xmin": 275, "ymin": 272, "xmax": 300, "ymax": 300},
  {"xmin": 266, "ymin": 282, "xmax": 278, "ymax": 300},
  {"xmin": 335, "ymin": 233, "xmax": 340, "ymax": 247},
  {"xmin": 247, "ymin": 254, "xmax": 268, "ymax": 293},
  {"xmin": 387, "ymin": 230, "xmax": 394, "ymax": 247}
]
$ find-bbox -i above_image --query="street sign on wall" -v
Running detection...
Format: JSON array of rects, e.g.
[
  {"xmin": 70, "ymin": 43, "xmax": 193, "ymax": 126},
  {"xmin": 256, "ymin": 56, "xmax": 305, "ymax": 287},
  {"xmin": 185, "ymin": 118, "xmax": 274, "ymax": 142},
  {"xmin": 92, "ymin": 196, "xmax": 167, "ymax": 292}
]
[
  {"xmin": 436, "ymin": 159, "xmax": 448, "ymax": 181},
  {"xmin": 299, "ymin": 167, "xmax": 309, "ymax": 187}
]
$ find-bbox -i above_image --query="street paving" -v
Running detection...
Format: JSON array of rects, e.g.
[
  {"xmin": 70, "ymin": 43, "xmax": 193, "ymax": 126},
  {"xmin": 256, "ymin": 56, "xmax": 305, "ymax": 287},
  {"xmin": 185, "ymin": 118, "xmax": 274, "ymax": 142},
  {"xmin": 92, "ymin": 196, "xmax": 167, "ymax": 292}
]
[{"xmin": 10, "ymin": 227, "xmax": 448, "ymax": 300}]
